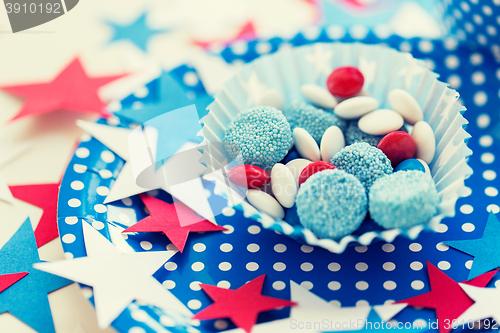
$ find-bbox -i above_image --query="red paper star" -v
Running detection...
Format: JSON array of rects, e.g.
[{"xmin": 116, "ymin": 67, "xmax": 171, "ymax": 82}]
[
  {"xmin": 194, "ymin": 274, "xmax": 296, "ymax": 333},
  {"xmin": 9, "ymin": 183, "xmax": 60, "ymax": 248},
  {"xmin": 396, "ymin": 261, "xmax": 497, "ymax": 333},
  {"xmin": 1, "ymin": 58, "xmax": 124, "ymax": 121},
  {"xmin": 122, "ymin": 194, "xmax": 226, "ymax": 253},
  {"xmin": 192, "ymin": 21, "xmax": 257, "ymax": 49},
  {"xmin": 0, "ymin": 272, "xmax": 28, "ymax": 293}
]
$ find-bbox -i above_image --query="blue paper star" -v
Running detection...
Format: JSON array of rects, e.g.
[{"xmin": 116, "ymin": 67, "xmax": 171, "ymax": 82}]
[
  {"xmin": 107, "ymin": 13, "xmax": 168, "ymax": 51},
  {"xmin": 445, "ymin": 213, "xmax": 500, "ymax": 280},
  {"xmin": 0, "ymin": 219, "xmax": 71, "ymax": 333}
]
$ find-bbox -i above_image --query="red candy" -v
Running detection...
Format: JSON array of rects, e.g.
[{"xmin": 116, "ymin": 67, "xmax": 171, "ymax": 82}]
[
  {"xmin": 377, "ymin": 131, "xmax": 417, "ymax": 168},
  {"xmin": 326, "ymin": 66, "xmax": 364, "ymax": 98},
  {"xmin": 298, "ymin": 161, "xmax": 336, "ymax": 186},
  {"xmin": 228, "ymin": 165, "xmax": 270, "ymax": 189}
]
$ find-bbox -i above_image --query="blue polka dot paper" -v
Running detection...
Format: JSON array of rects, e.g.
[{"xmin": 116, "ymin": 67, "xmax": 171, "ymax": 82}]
[{"xmin": 58, "ymin": 33, "xmax": 500, "ymax": 333}]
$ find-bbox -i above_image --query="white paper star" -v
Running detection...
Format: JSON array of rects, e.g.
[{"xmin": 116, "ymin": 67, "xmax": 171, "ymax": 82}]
[
  {"xmin": 397, "ymin": 54, "xmax": 427, "ymax": 88},
  {"xmin": 34, "ymin": 222, "xmax": 191, "ymax": 329},
  {"xmin": 241, "ymin": 72, "xmax": 268, "ymax": 106},
  {"xmin": 305, "ymin": 44, "xmax": 334, "ymax": 80},
  {"xmin": 358, "ymin": 57, "xmax": 377, "ymax": 88},
  {"xmin": 456, "ymin": 284, "xmax": 500, "ymax": 324}
]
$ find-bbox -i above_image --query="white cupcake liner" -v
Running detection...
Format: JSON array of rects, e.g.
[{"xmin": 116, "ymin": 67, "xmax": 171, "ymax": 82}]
[{"xmin": 201, "ymin": 42, "xmax": 473, "ymax": 253}]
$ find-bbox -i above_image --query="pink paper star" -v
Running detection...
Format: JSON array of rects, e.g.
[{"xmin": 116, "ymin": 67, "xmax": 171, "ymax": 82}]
[
  {"xmin": 194, "ymin": 274, "xmax": 296, "ymax": 333},
  {"xmin": 396, "ymin": 261, "xmax": 497, "ymax": 333},
  {"xmin": 0, "ymin": 272, "xmax": 29, "ymax": 293},
  {"xmin": 1, "ymin": 58, "xmax": 124, "ymax": 121},
  {"xmin": 123, "ymin": 194, "xmax": 226, "ymax": 253},
  {"xmin": 9, "ymin": 183, "xmax": 60, "ymax": 248}
]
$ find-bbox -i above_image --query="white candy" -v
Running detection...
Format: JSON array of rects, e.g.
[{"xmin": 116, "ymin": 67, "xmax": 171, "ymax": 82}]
[
  {"xmin": 300, "ymin": 84, "xmax": 338, "ymax": 109},
  {"xmin": 293, "ymin": 128, "xmax": 320, "ymax": 162},
  {"xmin": 286, "ymin": 158, "xmax": 312, "ymax": 186},
  {"xmin": 334, "ymin": 96, "xmax": 379, "ymax": 119},
  {"xmin": 388, "ymin": 89, "xmax": 424, "ymax": 125},
  {"xmin": 257, "ymin": 89, "xmax": 284, "ymax": 110},
  {"xmin": 412, "ymin": 121, "xmax": 436, "ymax": 164},
  {"xmin": 271, "ymin": 163, "xmax": 297, "ymax": 208},
  {"xmin": 320, "ymin": 126, "xmax": 345, "ymax": 162},
  {"xmin": 416, "ymin": 158, "xmax": 431, "ymax": 176},
  {"xmin": 246, "ymin": 189, "xmax": 285, "ymax": 220},
  {"xmin": 358, "ymin": 109, "xmax": 404, "ymax": 135}
]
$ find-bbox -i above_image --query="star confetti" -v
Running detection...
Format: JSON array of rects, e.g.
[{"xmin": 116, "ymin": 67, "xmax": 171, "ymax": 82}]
[
  {"xmin": 34, "ymin": 221, "xmax": 191, "ymax": 329},
  {"xmin": 9, "ymin": 183, "xmax": 60, "ymax": 248},
  {"xmin": 194, "ymin": 274, "xmax": 296, "ymax": 333},
  {"xmin": 445, "ymin": 213, "xmax": 500, "ymax": 280},
  {"xmin": 107, "ymin": 12, "xmax": 169, "ymax": 52},
  {"xmin": 0, "ymin": 219, "xmax": 72, "ymax": 333},
  {"xmin": 123, "ymin": 194, "xmax": 226, "ymax": 252},
  {"xmin": 1, "ymin": 58, "xmax": 124, "ymax": 121},
  {"xmin": 396, "ymin": 261, "xmax": 497, "ymax": 333},
  {"xmin": 456, "ymin": 283, "xmax": 500, "ymax": 324}
]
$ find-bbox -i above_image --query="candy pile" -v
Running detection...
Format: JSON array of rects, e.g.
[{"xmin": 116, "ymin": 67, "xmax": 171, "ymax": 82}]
[{"xmin": 225, "ymin": 66, "xmax": 440, "ymax": 240}]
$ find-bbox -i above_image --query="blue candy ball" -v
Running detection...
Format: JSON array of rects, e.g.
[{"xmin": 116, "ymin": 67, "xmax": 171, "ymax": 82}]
[
  {"xmin": 284, "ymin": 101, "xmax": 347, "ymax": 143},
  {"xmin": 331, "ymin": 142, "xmax": 393, "ymax": 191},
  {"xmin": 224, "ymin": 107, "xmax": 293, "ymax": 170},
  {"xmin": 296, "ymin": 169, "xmax": 368, "ymax": 239},
  {"xmin": 369, "ymin": 170, "xmax": 439, "ymax": 229},
  {"xmin": 283, "ymin": 148, "xmax": 301, "ymax": 163},
  {"xmin": 394, "ymin": 159, "xmax": 426, "ymax": 173}
]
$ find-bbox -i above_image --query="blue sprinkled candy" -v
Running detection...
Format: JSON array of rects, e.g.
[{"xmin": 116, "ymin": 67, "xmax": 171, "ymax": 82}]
[
  {"xmin": 369, "ymin": 170, "xmax": 439, "ymax": 229},
  {"xmin": 394, "ymin": 159, "xmax": 426, "ymax": 173},
  {"xmin": 296, "ymin": 169, "xmax": 367, "ymax": 239},
  {"xmin": 345, "ymin": 120, "xmax": 408, "ymax": 146},
  {"xmin": 224, "ymin": 106, "xmax": 293, "ymax": 170},
  {"xmin": 331, "ymin": 142, "xmax": 393, "ymax": 190},
  {"xmin": 285, "ymin": 101, "xmax": 347, "ymax": 143}
]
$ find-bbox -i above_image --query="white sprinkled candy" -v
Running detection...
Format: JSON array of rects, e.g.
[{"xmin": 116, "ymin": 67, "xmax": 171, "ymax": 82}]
[
  {"xmin": 333, "ymin": 96, "xmax": 379, "ymax": 119},
  {"xmin": 286, "ymin": 158, "xmax": 312, "ymax": 186},
  {"xmin": 300, "ymin": 84, "xmax": 338, "ymax": 109},
  {"xmin": 358, "ymin": 109, "xmax": 404, "ymax": 135},
  {"xmin": 320, "ymin": 126, "xmax": 345, "ymax": 162},
  {"xmin": 271, "ymin": 163, "xmax": 297, "ymax": 208},
  {"xmin": 257, "ymin": 89, "xmax": 284, "ymax": 110},
  {"xmin": 246, "ymin": 189, "xmax": 285, "ymax": 220},
  {"xmin": 412, "ymin": 121, "xmax": 436, "ymax": 164},
  {"xmin": 293, "ymin": 128, "xmax": 320, "ymax": 162},
  {"xmin": 388, "ymin": 89, "xmax": 424, "ymax": 125}
]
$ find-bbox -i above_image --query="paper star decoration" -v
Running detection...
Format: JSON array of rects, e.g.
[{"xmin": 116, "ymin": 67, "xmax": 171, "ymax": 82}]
[
  {"xmin": 34, "ymin": 221, "xmax": 191, "ymax": 329},
  {"xmin": 0, "ymin": 173, "xmax": 14, "ymax": 203},
  {"xmin": 194, "ymin": 274, "xmax": 296, "ymax": 333},
  {"xmin": 1, "ymin": 58, "xmax": 124, "ymax": 121},
  {"xmin": 9, "ymin": 183, "xmax": 60, "ymax": 248},
  {"xmin": 107, "ymin": 12, "xmax": 168, "ymax": 52},
  {"xmin": 0, "ymin": 272, "xmax": 28, "ymax": 293},
  {"xmin": 305, "ymin": 43, "xmax": 334, "ymax": 79},
  {"xmin": 457, "ymin": 283, "xmax": 500, "ymax": 324},
  {"xmin": 445, "ymin": 213, "xmax": 500, "ymax": 280},
  {"xmin": 241, "ymin": 72, "xmax": 268, "ymax": 106},
  {"xmin": 123, "ymin": 194, "xmax": 226, "ymax": 252},
  {"xmin": 0, "ymin": 219, "xmax": 71, "ymax": 333},
  {"xmin": 396, "ymin": 261, "xmax": 497, "ymax": 333}
]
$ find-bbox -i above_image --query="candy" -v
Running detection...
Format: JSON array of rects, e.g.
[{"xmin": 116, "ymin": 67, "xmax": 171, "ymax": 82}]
[
  {"xmin": 394, "ymin": 159, "xmax": 426, "ymax": 173},
  {"xmin": 224, "ymin": 106, "xmax": 293, "ymax": 170},
  {"xmin": 286, "ymin": 158, "xmax": 312, "ymax": 186},
  {"xmin": 412, "ymin": 121, "xmax": 436, "ymax": 164},
  {"xmin": 416, "ymin": 158, "xmax": 431, "ymax": 176},
  {"xmin": 296, "ymin": 169, "xmax": 367, "ymax": 239},
  {"xmin": 227, "ymin": 165, "xmax": 270, "ymax": 189},
  {"xmin": 283, "ymin": 148, "xmax": 301, "ymax": 163},
  {"xmin": 388, "ymin": 89, "xmax": 423, "ymax": 125},
  {"xmin": 334, "ymin": 96, "xmax": 379, "ymax": 120},
  {"xmin": 271, "ymin": 163, "xmax": 297, "ymax": 208},
  {"xmin": 320, "ymin": 125, "xmax": 345, "ymax": 162},
  {"xmin": 257, "ymin": 89, "xmax": 284, "ymax": 110},
  {"xmin": 298, "ymin": 161, "xmax": 336, "ymax": 186},
  {"xmin": 246, "ymin": 189, "xmax": 285, "ymax": 220},
  {"xmin": 285, "ymin": 101, "xmax": 347, "ymax": 143},
  {"xmin": 358, "ymin": 109, "xmax": 404, "ymax": 135},
  {"xmin": 369, "ymin": 171, "xmax": 439, "ymax": 229},
  {"xmin": 326, "ymin": 66, "xmax": 364, "ymax": 98},
  {"xmin": 293, "ymin": 128, "xmax": 320, "ymax": 162},
  {"xmin": 377, "ymin": 131, "xmax": 417, "ymax": 167},
  {"xmin": 344, "ymin": 120, "xmax": 385, "ymax": 146},
  {"xmin": 331, "ymin": 142, "xmax": 393, "ymax": 190},
  {"xmin": 300, "ymin": 84, "xmax": 338, "ymax": 109}
]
